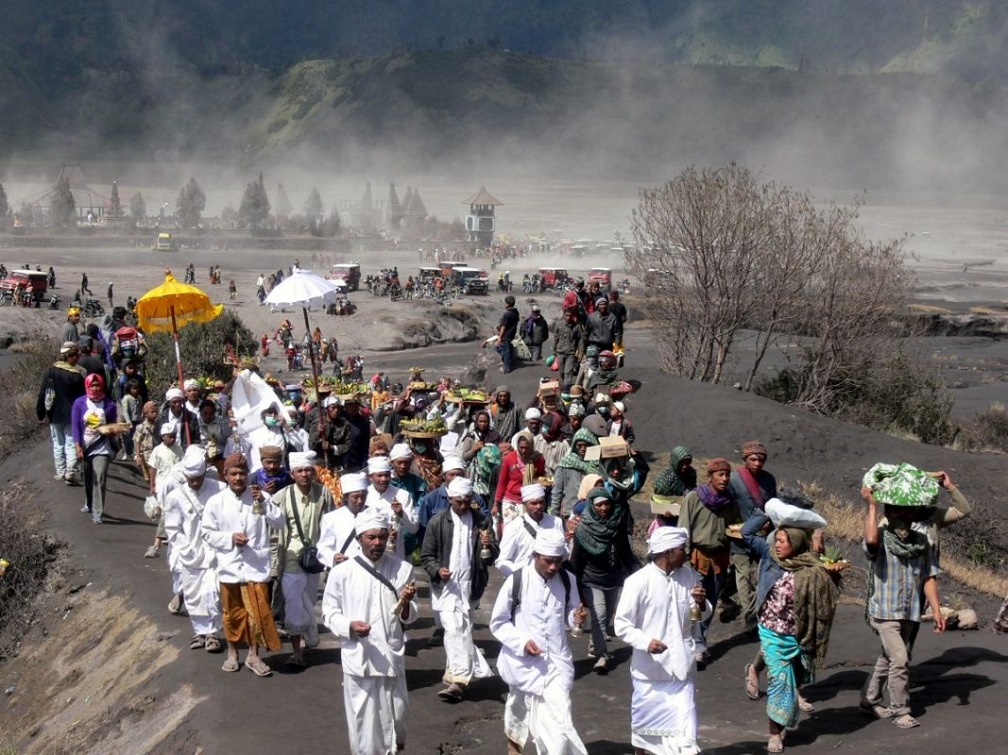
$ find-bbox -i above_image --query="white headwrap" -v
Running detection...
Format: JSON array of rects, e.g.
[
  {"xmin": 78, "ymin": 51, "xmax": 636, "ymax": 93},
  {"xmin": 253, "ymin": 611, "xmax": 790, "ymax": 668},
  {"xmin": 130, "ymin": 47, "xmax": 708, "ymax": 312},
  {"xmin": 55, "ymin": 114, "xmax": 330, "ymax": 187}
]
[
  {"xmin": 323, "ymin": 396, "xmax": 340, "ymax": 408},
  {"xmin": 183, "ymin": 379, "xmax": 200, "ymax": 391},
  {"xmin": 524, "ymin": 407, "xmax": 542, "ymax": 420},
  {"xmin": 441, "ymin": 456, "xmax": 465, "ymax": 473},
  {"xmin": 446, "ymin": 476, "xmax": 474, "ymax": 498},
  {"xmin": 160, "ymin": 419, "xmax": 178, "ymax": 436},
  {"xmin": 165, "ymin": 387, "xmax": 184, "ymax": 402},
  {"xmin": 367, "ymin": 456, "xmax": 392, "ymax": 474},
  {"xmin": 340, "ymin": 472, "xmax": 368, "ymax": 494},
  {"xmin": 181, "ymin": 445, "xmax": 207, "ymax": 477},
  {"xmin": 354, "ymin": 508, "xmax": 390, "ymax": 535},
  {"xmin": 533, "ymin": 528, "xmax": 566, "ymax": 558},
  {"xmin": 288, "ymin": 451, "xmax": 316, "ymax": 470},
  {"xmin": 648, "ymin": 526, "xmax": 689, "ymax": 555},
  {"xmin": 613, "ymin": 401, "xmax": 626, "ymax": 413},
  {"xmin": 389, "ymin": 443, "xmax": 413, "ymax": 461},
  {"xmin": 521, "ymin": 483, "xmax": 547, "ymax": 503}
]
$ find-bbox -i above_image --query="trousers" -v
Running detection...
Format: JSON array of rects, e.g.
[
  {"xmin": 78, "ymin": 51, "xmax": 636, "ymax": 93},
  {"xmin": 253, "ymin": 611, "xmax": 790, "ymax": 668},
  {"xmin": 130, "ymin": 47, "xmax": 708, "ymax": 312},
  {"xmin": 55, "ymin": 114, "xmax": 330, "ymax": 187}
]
[{"xmin": 863, "ymin": 617, "xmax": 916, "ymax": 717}]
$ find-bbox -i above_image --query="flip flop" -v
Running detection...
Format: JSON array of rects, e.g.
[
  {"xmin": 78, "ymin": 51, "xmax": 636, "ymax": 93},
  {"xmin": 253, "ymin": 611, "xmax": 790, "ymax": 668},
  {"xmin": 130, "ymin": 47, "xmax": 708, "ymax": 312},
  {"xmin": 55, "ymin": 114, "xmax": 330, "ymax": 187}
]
[
  {"xmin": 892, "ymin": 714, "xmax": 920, "ymax": 729},
  {"xmin": 221, "ymin": 658, "xmax": 240, "ymax": 672},
  {"xmin": 244, "ymin": 658, "xmax": 273, "ymax": 677},
  {"xmin": 744, "ymin": 664, "xmax": 760, "ymax": 700}
]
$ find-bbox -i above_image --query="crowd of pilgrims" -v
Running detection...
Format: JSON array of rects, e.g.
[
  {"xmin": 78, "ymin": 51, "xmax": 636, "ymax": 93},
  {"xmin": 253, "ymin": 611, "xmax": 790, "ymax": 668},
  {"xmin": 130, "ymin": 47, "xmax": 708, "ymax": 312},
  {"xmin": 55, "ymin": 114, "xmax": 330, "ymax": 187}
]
[{"xmin": 36, "ymin": 324, "xmax": 973, "ymax": 754}]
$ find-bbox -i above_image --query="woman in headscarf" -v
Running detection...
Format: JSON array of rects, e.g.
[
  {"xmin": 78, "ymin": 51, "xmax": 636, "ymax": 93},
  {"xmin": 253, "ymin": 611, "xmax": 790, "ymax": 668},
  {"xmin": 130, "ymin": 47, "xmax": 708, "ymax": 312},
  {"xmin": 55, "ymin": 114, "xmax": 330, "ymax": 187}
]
[
  {"xmin": 458, "ymin": 409, "xmax": 502, "ymax": 464},
  {"xmin": 677, "ymin": 458, "xmax": 740, "ymax": 660},
  {"xmin": 71, "ymin": 373, "xmax": 118, "ymax": 524},
  {"xmin": 742, "ymin": 513, "xmax": 840, "ymax": 753},
  {"xmin": 649, "ymin": 445, "xmax": 697, "ymax": 535},
  {"xmin": 570, "ymin": 487, "xmax": 640, "ymax": 674},
  {"xmin": 494, "ymin": 430, "xmax": 545, "ymax": 527},
  {"xmin": 550, "ymin": 428, "xmax": 598, "ymax": 517}
]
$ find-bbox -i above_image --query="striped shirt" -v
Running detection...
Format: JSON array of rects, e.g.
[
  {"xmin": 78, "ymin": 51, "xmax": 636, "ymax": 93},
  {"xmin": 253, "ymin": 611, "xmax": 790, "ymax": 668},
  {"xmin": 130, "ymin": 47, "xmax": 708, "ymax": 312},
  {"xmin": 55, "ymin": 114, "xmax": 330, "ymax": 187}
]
[{"xmin": 864, "ymin": 527, "xmax": 940, "ymax": 622}]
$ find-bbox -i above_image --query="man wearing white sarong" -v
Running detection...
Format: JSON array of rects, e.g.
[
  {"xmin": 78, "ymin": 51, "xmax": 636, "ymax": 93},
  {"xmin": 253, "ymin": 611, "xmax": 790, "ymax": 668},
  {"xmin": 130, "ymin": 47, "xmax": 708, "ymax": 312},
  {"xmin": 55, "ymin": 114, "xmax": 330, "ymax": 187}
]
[
  {"xmin": 316, "ymin": 472, "xmax": 368, "ymax": 567},
  {"xmin": 496, "ymin": 483, "xmax": 569, "ymax": 577},
  {"xmin": 614, "ymin": 527, "xmax": 711, "ymax": 755},
  {"xmin": 322, "ymin": 509, "xmax": 418, "ymax": 755},
  {"xmin": 275, "ymin": 450, "xmax": 335, "ymax": 667},
  {"xmin": 163, "ymin": 446, "xmax": 226, "ymax": 651},
  {"xmin": 420, "ymin": 476, "xmax": 498, "ymax": 701},
  {"xmin": 366, "ymin": 455, "xmax": 419, "ymax": 560},
  {"xmin": 491, "ymin": 529, "xmax": 589, "ymax": 755}
]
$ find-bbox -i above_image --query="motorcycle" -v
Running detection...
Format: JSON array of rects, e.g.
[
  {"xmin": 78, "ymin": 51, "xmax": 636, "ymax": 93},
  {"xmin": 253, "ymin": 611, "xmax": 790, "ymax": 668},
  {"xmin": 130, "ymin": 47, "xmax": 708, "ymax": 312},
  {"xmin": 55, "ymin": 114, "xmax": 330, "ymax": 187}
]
[{"xmin": 48, "ymin": 293, "xmax": 61, "ymax": 310}]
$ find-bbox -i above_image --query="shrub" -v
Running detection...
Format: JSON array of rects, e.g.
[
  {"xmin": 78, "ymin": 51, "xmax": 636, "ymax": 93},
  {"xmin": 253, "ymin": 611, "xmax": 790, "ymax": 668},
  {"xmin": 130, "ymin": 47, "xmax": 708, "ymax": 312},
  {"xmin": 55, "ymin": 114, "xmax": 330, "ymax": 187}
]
[
  {"xmin": 143, "ymin": 311, "xmax": 255, "ymax": 397},
  {"xmin": 956, "ymin": 403, "xmax": 1008, "ymax": 452},
  {"xmin": 0, "ymin": 333, "xmax": 61, "ymax": 459}
]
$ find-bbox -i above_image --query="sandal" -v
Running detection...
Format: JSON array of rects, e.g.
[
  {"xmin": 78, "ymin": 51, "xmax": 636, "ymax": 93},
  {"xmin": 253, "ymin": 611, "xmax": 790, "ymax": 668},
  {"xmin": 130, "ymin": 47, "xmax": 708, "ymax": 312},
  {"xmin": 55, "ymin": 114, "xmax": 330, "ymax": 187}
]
[
  {"xmin": 244, "ymin": 657, "xmax": 273, "ymax": 677},
  {"xmin": 767, "ymin": 734, "xmax": 784, "ymax": 753},
  {"xmin": 892, "ymin": 714, "xmax": 920, "ymax": 729},
  {"xmin": 189, "ymin": 634, "xmax": 206, "ymax": 650},
  {"xmin": 860, "ymin": 701, "xmax": 893, "ymax": 719},
  {"xmin": 221, "ymin": 658, "xmax": 240, "ymax": 672},
  {"xmin": 204, "ymin": 635, "xmax": 222, "ymax": 653},
  {"xmin": 744, "ymin": 664, "xmax": 760, "ymax": 700}
]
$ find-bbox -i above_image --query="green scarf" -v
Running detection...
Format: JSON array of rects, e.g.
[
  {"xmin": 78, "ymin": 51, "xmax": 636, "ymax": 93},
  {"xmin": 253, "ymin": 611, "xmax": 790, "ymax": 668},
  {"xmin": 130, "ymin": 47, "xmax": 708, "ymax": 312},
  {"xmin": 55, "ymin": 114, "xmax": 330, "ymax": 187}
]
[
  {"xmin": 772, "ymin": 527, "xmax": 840, "ymax": 665},
  {"xmin": 558, "ymin": 429, "xmax": 598, "ymax": 475},
  {"xmin": 575, "ymin": 490, "xmax": 628, "ymax": 557}
]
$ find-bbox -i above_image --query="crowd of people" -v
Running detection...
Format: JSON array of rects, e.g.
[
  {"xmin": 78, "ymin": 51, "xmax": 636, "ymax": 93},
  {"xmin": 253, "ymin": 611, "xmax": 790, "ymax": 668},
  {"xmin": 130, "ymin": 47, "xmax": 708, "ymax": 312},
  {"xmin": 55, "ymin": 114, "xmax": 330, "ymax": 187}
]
[{"xmin": 31, "ymin": 298, "xmax": 984, "ymax": 755}]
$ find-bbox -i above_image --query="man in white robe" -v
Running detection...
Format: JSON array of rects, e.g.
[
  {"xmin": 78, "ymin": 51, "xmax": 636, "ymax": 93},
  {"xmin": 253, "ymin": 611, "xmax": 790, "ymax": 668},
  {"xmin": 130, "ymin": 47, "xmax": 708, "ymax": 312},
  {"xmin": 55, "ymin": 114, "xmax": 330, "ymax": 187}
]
[
  {"xmin": 495, "ymin": 483, "xmax": 569, "ymax": 577},
  {"xmin": 490, "ymin": 529, "xmax": 588, "ymax": 755},
  {"xmin": 365, "ymin": 455, "xmax": 419, "ymax": 560},
  {"xmin": 316, "ymin": 472, "xmax": 368, "ymax": 567},
  {"xmin": 322, "ymin": 509, "xmax": 418, "ymax": 755},
  {"xmin": 614, "ymin": 527, "xmax": 711, "ymax": 755},
  {"xmin": 162, "ymin": 446, "xmax": 226, "ymax": 651},
  {"xmin": 420, "ymin": 476, "xmax": 497, "ymax": 701}
]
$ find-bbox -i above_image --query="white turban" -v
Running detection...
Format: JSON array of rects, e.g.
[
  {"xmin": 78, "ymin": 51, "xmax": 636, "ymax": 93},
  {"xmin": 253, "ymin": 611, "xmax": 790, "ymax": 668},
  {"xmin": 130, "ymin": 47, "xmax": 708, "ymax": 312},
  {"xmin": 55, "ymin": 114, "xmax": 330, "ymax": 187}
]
[
  {"xmin": 446, "ymin": 476, "xmax": 474, "ymax": 498},
  {"xmin": 441, "ymin": 456, "xmax": 466, "ymax": 473},
  {"xmin": 367, "ymin": 456, "xmax": 392, "ymax": 474},
  {"xmin": 165, "ymin": 387, "xmax": 184, "ymax": 402},
  {"xmin": 524, "ymin": 407, "xmax": 542, "ymax": 420},
  {"xmin": 160, "ymin": 419, "xmax": 178, "ymax": 436},
  {"xmin": 354, "ymin": 508, "xmax": 390, "ymax": 535},
  {"xmin": 648, "ymin": 526, "xmax": 689, "ymax": 555},
  {"xmin": 183, "ymin": 379, "xmax": 200, "ymax": 391},
  {"xmin": 340, "ymin": 472, "xmax": 368, "ymax": 494},
  {"xmin": 390, "ymin": 443, "xmax": 413, "ymax": 461},
  {"xmin": 521, "ymin": 483, "xmax": 547, "ymax": 503},
  {"xmin": 288, "ymin": 451, "xmax": 316, "ymax": 470},
  {"xmin": 323, "ymin": 396, "xmax": 340, "ymax": 408},
  {"xmin": 181, "ymin": 445, "xmax": 207, "ymax": 477},
  {"xmin": 533, "ymin": 528, "xmax": 566, "ymax": 558}
]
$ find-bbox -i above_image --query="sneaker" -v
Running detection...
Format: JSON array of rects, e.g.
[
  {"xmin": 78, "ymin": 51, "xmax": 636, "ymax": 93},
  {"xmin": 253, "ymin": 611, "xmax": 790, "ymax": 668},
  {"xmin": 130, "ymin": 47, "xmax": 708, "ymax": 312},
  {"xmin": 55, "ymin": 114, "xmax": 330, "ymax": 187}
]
[{"xmin": 144, "ymin": 545, "xmax": 160, "ymax": 559}]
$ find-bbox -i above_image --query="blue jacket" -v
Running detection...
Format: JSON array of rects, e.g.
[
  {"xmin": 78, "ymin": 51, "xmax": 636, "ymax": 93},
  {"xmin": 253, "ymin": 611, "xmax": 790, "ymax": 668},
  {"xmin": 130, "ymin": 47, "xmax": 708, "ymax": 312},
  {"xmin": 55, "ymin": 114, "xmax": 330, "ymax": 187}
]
[{"xmin": 742, "ymin": 512, "xmax": 785, "ymax": 617}]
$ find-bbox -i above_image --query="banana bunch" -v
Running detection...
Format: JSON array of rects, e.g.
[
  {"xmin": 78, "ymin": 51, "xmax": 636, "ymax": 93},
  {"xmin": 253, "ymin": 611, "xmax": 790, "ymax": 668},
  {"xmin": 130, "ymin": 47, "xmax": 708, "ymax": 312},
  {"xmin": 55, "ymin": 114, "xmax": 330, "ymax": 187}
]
[{"xmin": 401, "ymin": 418, "xmax": 447, "ymax": 433}]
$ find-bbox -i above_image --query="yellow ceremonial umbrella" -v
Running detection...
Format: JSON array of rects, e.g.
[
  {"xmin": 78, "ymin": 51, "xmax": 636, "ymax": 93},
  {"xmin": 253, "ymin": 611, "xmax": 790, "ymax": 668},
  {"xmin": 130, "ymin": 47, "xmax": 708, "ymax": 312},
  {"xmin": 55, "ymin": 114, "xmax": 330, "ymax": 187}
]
[{"xmin": 135, "ymin": 270, "xmax": 223, "ymax": 394}]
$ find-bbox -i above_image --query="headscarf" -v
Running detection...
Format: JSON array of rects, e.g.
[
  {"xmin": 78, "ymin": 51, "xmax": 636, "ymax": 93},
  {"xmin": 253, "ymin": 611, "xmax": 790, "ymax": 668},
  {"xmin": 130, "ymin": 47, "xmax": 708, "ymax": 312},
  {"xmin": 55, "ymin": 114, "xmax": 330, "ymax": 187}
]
[
  {"xmin": 447, "ymin": 476, "xmax": 474, "ymax": 498},
  {"xmin": 84, "ymin": 373, "xmax": 105, "ymax": 401},
  {"xmin": 165, "ymin": 387, "xmax": 184, "ymax": 402},
  {"xmin": 259, "ymin": 445, "xmax": 283, "ymax": 462},
  {"xmin": 695, "ymin": 458, "xmax": 733, "ymax": 512},
  {"xmin": 513, "ymin": 430, "xmax": 542, "ymax": 484},
  {"xmin": 577, "ymin": 473, "xmax": 604, "ymax": 501},
  {"xmin": 575, "ymin": 488, "xmax": 629, "ymax": 557},
  {"xmin": 653, "ymin": 445, "xmax": 696, "ymax": 496},
  {"xmin": 741, "ymin": 440, "xmax": 768, "ymax": 459},
  {"xmin": 771, "ymin": 526, "xmax": 840, "ymax": 664},
  {"xmin": 558, "ymin": 428, "xmax": 599, "ymax": 475}
]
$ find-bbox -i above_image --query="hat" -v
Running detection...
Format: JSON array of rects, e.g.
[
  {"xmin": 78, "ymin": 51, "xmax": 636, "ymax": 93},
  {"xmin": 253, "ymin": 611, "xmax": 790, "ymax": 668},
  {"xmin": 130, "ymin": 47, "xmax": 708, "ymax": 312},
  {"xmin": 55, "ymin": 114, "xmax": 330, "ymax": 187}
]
[
  {"xmin": 495, "ymin": 385, "xmax": 511, "ymax": 396},
  {"xmin": 567, "ymin": 404, "xmax": 585, "ymax": 418},
  {"xmin": 741, "ymin": 441, "xmax": 768, "ymax": 459},
  {"xmin": 441, "ymin": 456, "xmax": 466, "ymax": 473},
  {"xmin": 521, "ymin": 483, "xmax": 546, "ymax": 503},
  {"xmin": 648, "ymin": 526, "xmax": 689, "ymax": 554},
  {"xmin": 67, "ymin": 306, "xmax": 80, "ymax": 316},
  {"xmin": 593, "ymin": 393, "xmax": 611, "ymax": 405},
  {"xmin": 706, "ymin": 458, "xmax": 732, "ymax": 475},
  {"xmin": 354, "ymin": 508, "xmax": 390, "ymax": 535},
  {"xmin": 181, "ymin": 445, "xmax": 208, "ymax": 477},
  {"xmin": 183, "ymin": 379, "xmax": 200, "ymax": 391},
  {"xmin": 160, "ymin": 419, "xmax": 178, "ymax": 437},
  {"xmin": 60, "ymin": 341, "xmax": 78, "ymax": 355},
  {"xmin": 524, "ymin": 407, "xmax": 542, "ymax": 421},
  {"xmin": 586, "ymin": 487, "xmax": 614, "ymax": 504},
  {"xmin": 223, "ymin": 452, "xmax": 249, "ymax": 472},
  {"xmin": 367, "ymin": 456, "xmax": 392, "ymax": 474},
  {"xmin": 447, "ymin": 476, "xmax": 474, "ymax": 497},
  {"xmin": 569, "ymin": 385, "xmax": 585, "ymax": 396},
  {"xmin": 340, "ymin": 472, "xmax": 368, "ymax": 494},
  {"xmin": 599, "ymin": 350, "xmax": 616, "ymax": 359},
  {"xmin": 288, "ymin": 451, "xmax": 316, "ymax": 470},
  {"xmin": 581, "ymin": 415, "xmax": 607, "ymax": 437},
  {"xmin": 612, "ymin": 401, "xmax": 626, "ymax": 413},
  {"xmin": 259, "ymin": 445, "xmax": 283, "ymax": 462},
  {"xmin": 389, "ymin": 443, "xmax": 413, "ymax": 462},
  {"xmin": 533, "ymin": 528, "xmax": 566, "ymax": 558},
  {"xmin": 165, "ymin": 387, "xmax": 184, "ymax": 402},
  {"xmin": 595, "ymin": 297, "xmax": 608, "ymax": 306},
  {"xmin": 323, "ymin": 395, "xmax": 340, "ymax": 408}
]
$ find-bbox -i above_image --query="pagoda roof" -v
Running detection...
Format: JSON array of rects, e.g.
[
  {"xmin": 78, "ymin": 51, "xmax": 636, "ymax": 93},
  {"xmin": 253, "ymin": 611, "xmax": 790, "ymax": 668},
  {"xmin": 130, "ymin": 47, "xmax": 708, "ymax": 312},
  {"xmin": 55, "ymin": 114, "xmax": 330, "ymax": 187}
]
[{"xmin": 463, "ymin": 186, "xmax": 503, "ymax": 206}]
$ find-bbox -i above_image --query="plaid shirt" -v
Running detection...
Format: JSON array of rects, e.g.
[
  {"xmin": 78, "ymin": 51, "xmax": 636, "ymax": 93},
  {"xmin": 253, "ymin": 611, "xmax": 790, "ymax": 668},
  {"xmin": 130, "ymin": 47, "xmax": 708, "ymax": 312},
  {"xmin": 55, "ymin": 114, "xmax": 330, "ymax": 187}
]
[
  {"xmin": 864, "ymin": 526, "xmax": 941, "ymax": 622},
  {"xmin": 133, "ymin": 420, "xmax": 157, "ymax": 463}
]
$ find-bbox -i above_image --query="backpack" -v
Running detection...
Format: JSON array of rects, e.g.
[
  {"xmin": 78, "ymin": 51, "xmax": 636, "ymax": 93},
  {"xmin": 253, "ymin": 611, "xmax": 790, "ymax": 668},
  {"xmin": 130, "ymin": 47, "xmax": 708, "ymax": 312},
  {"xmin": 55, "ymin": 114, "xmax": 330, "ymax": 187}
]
[{"xmin": 509, "ymin": 566, "xmax": 571, "ymax": 622}]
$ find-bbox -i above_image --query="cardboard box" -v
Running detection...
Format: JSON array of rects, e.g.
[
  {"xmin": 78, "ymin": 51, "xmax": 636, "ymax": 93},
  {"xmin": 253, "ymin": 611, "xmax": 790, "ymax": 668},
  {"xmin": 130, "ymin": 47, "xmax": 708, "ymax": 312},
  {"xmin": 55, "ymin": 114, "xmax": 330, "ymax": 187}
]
[{"xmin": 584, "ymin": 436, "xmax": 630, "ymax": 461}]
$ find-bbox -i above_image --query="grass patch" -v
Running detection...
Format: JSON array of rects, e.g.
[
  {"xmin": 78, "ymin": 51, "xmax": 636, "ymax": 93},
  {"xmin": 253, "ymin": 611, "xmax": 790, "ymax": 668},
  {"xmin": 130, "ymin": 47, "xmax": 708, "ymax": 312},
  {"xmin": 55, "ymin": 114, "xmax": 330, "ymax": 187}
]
[
  {"xmin": 0, "ymin": 332, "xmax": 60, "ymax": 460},
  {"xmin": 955, "ymin": 402, "xmax": 1008, "ymax": 453}
]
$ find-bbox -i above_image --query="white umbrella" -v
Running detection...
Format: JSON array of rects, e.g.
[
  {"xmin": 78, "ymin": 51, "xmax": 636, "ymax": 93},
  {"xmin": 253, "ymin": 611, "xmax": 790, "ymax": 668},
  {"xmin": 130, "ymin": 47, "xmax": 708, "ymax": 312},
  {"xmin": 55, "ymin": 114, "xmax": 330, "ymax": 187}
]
[{"xmin": 264, "ymin": 270, "xmax": 346, "ymax": 443}]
